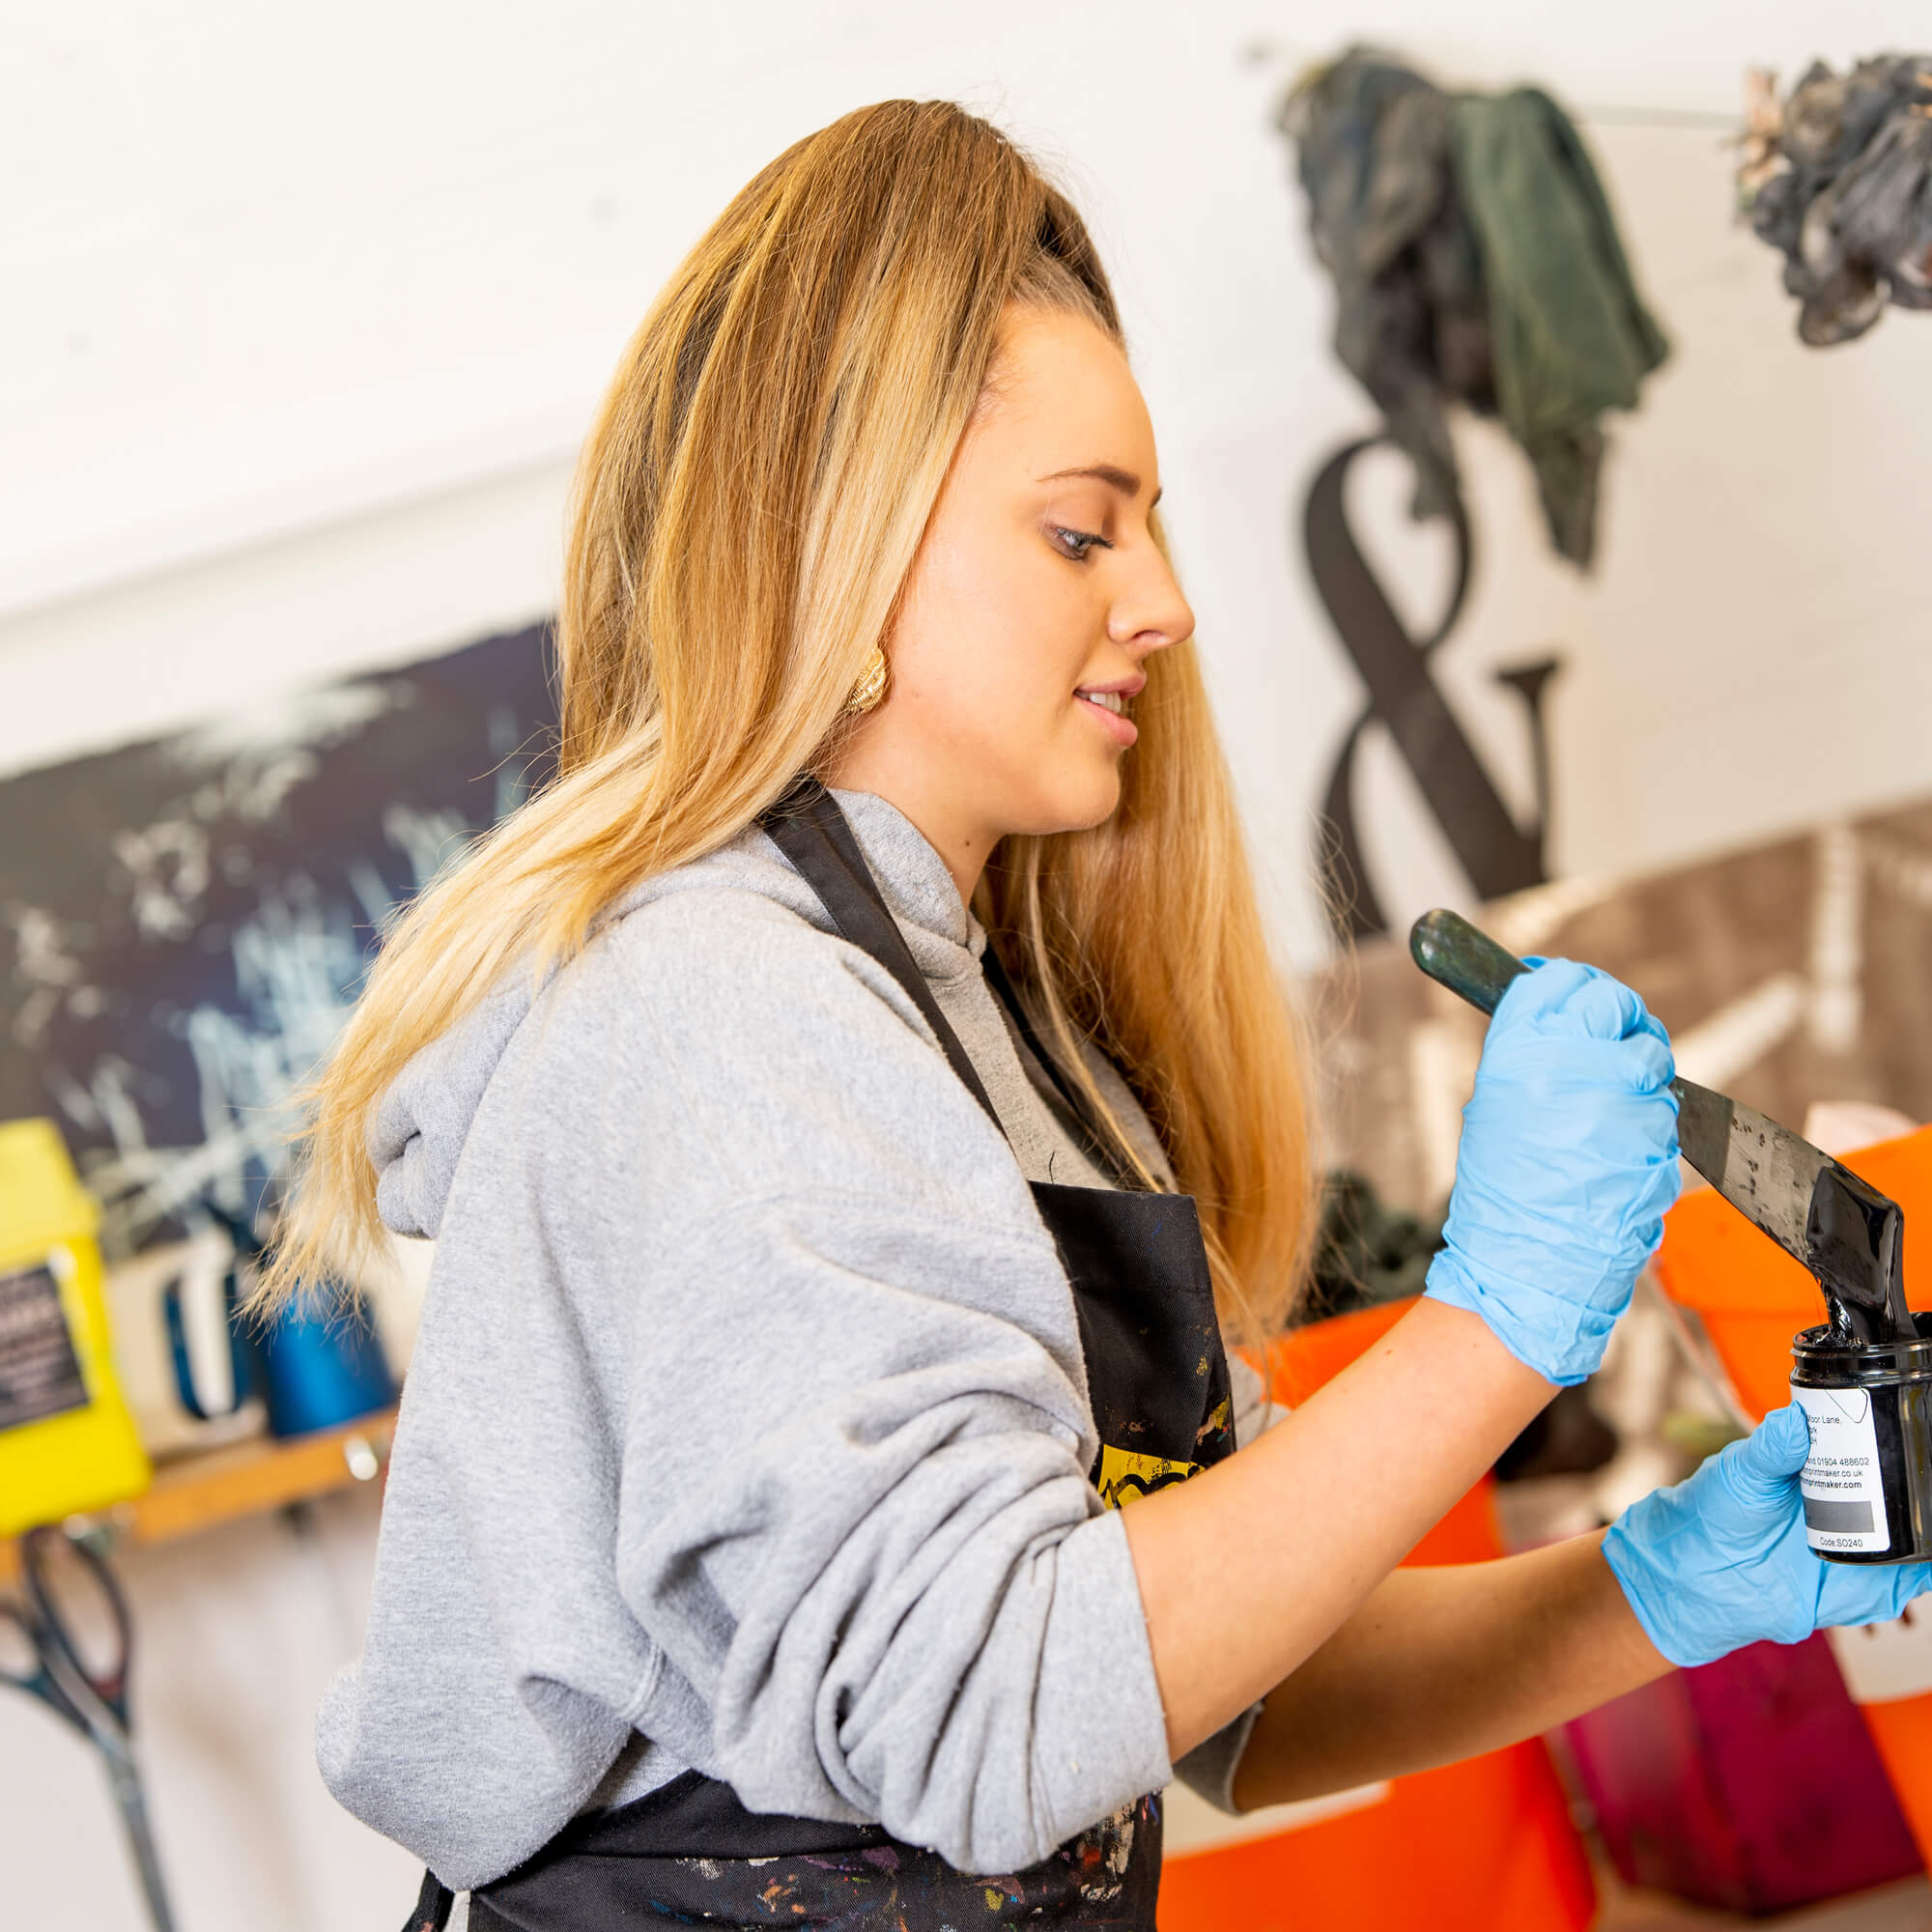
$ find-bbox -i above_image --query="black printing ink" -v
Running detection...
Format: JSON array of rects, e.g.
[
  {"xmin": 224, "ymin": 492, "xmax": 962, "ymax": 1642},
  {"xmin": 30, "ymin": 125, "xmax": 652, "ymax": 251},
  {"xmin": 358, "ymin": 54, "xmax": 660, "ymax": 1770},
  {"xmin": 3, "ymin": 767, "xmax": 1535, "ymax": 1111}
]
[{"xmin": 1804, "ymin": 1165, "xmax": 1912, "ymax": 1345}]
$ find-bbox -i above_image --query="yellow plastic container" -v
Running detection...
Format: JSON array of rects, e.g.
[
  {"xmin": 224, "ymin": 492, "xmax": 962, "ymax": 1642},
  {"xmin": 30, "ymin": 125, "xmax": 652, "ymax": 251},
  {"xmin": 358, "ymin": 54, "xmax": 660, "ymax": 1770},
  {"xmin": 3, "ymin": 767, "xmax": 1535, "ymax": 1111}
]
[{"xmin": 0, "ymin": 1119, "xmax": 150, "ymax": 1534}]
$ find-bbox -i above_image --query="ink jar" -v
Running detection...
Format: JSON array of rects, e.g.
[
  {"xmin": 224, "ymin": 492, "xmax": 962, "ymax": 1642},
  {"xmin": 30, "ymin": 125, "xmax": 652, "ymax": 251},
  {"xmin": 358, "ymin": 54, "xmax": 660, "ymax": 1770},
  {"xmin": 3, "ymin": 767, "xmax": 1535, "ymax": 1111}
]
[{"xmin": 1790, "ymin": 1317, "xmax": 1932, "ymax": 1565}]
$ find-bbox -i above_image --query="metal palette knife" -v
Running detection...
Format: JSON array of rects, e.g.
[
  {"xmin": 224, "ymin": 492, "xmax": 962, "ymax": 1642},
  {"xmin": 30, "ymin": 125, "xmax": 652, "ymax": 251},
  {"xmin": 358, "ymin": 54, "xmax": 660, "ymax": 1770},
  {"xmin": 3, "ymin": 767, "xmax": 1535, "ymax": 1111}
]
[{"xmin": 1407, "ymin": 909, "xmax": 1915, "ymax": 1347}]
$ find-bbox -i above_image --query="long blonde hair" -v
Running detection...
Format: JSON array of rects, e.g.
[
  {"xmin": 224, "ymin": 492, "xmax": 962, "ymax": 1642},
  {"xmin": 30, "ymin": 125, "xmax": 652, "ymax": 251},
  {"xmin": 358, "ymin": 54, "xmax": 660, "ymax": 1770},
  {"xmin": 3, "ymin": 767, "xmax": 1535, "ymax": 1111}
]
[{"xmin": 260, "ymin": 99, "xmax": 1317, "ymax": 1341}]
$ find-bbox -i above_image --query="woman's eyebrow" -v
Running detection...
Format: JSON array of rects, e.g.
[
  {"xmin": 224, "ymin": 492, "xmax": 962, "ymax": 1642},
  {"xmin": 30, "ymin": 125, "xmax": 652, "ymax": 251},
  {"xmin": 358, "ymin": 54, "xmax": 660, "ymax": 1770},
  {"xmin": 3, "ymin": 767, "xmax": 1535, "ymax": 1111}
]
[{"xmin": 1037, "ymin": 462, "xmax": 1162, "ymax": 508}]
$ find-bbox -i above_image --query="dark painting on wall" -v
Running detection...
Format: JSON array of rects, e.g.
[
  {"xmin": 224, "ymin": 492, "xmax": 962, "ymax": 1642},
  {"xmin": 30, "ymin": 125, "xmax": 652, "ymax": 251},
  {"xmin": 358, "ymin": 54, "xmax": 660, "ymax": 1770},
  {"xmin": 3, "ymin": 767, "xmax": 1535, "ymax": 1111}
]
[{"xmin": 0, "ymin": 622, "xmax": 556, "ymax": 1258}]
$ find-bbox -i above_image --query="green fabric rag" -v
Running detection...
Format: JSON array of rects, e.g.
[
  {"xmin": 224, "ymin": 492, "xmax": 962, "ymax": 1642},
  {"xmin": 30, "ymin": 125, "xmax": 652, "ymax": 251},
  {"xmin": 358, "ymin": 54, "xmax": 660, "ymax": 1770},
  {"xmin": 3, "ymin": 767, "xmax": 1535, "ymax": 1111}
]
[{"xmin": 1450, "ymin": 88, "xmax": 1670, "ymax": 564}]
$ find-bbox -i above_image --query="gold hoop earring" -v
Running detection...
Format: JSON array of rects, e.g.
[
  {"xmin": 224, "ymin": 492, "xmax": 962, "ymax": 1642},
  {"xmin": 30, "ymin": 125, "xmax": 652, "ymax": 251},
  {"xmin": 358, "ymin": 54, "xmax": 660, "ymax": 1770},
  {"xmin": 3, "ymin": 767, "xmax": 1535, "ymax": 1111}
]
[{"xmin": 844, "ymin": 645, "xmax": 889, "ymax": 716}]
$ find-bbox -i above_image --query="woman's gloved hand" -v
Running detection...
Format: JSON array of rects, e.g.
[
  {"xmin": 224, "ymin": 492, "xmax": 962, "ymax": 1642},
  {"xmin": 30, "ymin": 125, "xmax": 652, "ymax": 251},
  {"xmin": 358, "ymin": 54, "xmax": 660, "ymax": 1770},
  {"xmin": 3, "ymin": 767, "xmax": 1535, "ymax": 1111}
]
[
  {"xmin": 1604, "ymin": 1406, "xmax": 1932, "ymax": 1667},
  {"xmin": 1424, "ymin": 958, "xmax": 1680, "ymax": 1386}
]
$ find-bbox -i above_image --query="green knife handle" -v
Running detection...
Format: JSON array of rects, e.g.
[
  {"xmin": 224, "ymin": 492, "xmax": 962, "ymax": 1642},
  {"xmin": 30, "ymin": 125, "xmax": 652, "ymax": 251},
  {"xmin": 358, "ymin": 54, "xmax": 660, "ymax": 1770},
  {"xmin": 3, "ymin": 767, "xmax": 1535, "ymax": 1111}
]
[
  {"xmin": 1411, "ymin": 904, "xmax": 1718, "ymax": 1172},
  {"xmin": 1408, "ymin": 909, "xmax": 1530, "ymax": 1016}
]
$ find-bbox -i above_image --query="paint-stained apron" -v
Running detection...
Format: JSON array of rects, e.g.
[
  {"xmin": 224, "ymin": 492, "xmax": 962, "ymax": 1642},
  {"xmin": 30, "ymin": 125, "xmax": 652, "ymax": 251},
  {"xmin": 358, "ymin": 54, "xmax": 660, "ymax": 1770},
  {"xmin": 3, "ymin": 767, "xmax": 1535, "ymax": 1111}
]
[{"xmin": 406, "ymin": 781, "xmax": 1236, "ymax": 1932}]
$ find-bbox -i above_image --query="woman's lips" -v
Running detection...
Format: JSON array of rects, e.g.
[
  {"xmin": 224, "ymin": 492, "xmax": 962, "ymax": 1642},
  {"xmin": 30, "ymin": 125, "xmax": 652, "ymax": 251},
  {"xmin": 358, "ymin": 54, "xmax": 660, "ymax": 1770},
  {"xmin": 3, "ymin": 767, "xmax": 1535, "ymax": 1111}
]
[{"xmin": 1075, "ymin": 688, "xmax": 1138, "ymax": 747}]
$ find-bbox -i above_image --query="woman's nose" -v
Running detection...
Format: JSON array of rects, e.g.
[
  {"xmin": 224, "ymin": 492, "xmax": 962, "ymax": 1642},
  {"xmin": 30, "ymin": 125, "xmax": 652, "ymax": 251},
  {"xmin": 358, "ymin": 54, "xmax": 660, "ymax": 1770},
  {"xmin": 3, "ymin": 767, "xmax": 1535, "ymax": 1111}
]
[{"xmin": 1111, "ymin": 567, "xmax": 1194, "ymax": 659}]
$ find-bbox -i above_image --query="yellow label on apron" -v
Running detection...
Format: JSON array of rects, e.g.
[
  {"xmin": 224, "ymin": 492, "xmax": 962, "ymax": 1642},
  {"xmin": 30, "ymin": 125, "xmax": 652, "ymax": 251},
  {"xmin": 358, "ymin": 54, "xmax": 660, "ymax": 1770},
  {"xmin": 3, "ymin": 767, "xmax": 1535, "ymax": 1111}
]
[{"xmin": 1095, "ymin": 1443, "xmax": 1199, "ymax": 1511}]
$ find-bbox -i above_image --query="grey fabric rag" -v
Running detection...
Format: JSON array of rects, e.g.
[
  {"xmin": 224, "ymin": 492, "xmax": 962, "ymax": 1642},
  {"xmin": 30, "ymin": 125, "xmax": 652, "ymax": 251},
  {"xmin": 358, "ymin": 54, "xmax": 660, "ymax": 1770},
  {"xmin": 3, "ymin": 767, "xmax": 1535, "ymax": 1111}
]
[
  {"xmin": 1747, "ymin": 56, "xmax": 1932, "ymax": 347},
  {"xmin": 1279, "ymin": 49, "xmax": 1669, "ymax": 569}
]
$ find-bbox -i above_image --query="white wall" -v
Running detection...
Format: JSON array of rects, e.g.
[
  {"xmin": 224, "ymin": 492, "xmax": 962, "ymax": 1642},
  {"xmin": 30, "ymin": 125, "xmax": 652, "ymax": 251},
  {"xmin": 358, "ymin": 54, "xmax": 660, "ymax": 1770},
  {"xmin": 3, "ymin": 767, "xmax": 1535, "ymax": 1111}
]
[{"xmin": 7, "ymin": 4, "xmax": 1932, "ymax": 1925}]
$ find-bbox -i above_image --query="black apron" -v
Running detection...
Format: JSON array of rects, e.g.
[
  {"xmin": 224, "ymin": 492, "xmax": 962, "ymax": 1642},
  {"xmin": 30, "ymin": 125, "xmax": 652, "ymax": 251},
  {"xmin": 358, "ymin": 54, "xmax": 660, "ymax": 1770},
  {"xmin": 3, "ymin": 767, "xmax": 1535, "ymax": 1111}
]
[{"xmin": 407, "ymin": 781, "xmax": 1235, "ymax": 1932}]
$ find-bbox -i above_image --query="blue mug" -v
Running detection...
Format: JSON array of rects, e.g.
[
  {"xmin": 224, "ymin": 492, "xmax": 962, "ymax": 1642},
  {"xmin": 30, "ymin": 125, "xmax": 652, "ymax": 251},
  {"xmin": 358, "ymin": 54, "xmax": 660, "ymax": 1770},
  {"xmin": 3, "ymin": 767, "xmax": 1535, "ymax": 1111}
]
[
  {"xmin": 249, "ymin": 1295, "xmax": 395, "ymax": 1437},
  {"xmin": 173, "ymin": 1207, "xmax": 396, "ymax": 1438}
]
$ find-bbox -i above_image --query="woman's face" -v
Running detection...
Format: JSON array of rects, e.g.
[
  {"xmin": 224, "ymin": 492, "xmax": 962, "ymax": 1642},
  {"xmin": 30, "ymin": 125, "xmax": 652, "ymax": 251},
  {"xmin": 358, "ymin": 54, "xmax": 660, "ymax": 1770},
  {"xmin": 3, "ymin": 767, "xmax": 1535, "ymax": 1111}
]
[{"xmin": 834, "ymin": 305, "xmax": 1194, "ymax": 896}]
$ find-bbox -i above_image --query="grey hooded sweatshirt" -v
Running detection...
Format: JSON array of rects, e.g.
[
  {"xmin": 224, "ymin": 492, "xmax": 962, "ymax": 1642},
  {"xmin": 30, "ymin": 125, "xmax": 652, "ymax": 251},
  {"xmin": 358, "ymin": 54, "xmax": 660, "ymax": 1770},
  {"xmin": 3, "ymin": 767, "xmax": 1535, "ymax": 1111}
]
[{"xmin": 317, "ymin": 788, "xmax": 1268, "ymax": 1891}]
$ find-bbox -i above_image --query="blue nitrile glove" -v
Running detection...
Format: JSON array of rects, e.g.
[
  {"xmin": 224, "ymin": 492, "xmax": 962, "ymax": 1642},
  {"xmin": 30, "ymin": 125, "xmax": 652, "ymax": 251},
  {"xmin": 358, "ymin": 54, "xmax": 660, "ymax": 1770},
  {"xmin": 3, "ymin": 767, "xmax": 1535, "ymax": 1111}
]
[
  {"xmin": 1604, "ymin": 1405, "xmax": 1932, "ymax": 1667},
  {"xmin": 1423, "ymin": 957, "xmax": 1680, "ymax": 1385}
]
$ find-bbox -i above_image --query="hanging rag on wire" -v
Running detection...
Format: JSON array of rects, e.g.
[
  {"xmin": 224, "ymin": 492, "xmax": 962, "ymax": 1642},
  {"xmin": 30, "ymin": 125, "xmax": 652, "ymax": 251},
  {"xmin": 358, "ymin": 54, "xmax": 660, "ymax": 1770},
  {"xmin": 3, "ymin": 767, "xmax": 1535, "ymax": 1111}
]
[
  {"xmin": 1278, "ymin": 48, "xmax": 1670, "ymax": 568},
  {"xmin": 1738, "ymin": 56, "xmax": 1932, "ymax": 348}
]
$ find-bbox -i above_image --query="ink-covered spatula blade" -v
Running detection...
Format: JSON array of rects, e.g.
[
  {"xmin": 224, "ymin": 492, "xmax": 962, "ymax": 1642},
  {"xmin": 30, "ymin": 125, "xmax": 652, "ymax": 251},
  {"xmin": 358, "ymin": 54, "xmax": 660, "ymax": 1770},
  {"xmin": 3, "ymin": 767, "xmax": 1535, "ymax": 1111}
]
[{"xmin": 1408, "ymin": 908, "xmax": 1913, "ymax": 1345}]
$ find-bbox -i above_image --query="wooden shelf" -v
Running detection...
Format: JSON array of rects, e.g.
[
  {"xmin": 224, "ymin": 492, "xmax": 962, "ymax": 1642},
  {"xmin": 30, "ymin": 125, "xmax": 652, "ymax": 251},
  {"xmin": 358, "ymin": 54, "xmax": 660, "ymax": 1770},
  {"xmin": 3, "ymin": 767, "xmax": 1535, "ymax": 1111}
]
[{"xmin": 0, "ymin": 1408, "xmax": 397, "ymax": 1590}]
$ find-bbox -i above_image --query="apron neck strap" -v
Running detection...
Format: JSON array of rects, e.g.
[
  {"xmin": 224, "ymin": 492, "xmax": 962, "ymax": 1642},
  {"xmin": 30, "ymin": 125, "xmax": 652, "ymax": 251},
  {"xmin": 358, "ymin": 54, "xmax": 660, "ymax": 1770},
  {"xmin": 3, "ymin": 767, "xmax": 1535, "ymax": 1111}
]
[
  {"xmin": 979, "ymin": 943, "xmax": 1137, "ymax": 1192},
  {"xmin": 404, "ymin": 1871, "xmax": 455, "ymax": 1932},
  {"xmin": 756, "ymin": 780, "xmax": 1005, "ymax": 1137}
]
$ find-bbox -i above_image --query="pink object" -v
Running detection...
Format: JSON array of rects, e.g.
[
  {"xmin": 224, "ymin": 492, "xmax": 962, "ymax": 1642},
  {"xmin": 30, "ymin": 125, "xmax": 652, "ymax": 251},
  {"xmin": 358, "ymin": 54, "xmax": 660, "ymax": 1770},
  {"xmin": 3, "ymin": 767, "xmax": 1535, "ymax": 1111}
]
[{"xmin": 1559, "ymin": 1633, "xmax": 1921, "ymax": 1914}]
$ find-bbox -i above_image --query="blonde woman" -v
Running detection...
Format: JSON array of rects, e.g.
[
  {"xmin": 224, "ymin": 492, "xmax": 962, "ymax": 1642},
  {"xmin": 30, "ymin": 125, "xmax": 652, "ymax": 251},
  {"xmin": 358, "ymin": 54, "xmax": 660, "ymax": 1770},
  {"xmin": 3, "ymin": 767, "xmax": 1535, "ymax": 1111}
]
[{"xmin": 270, "ymin": 100, "xmax": 1929, "ymax": 1931}]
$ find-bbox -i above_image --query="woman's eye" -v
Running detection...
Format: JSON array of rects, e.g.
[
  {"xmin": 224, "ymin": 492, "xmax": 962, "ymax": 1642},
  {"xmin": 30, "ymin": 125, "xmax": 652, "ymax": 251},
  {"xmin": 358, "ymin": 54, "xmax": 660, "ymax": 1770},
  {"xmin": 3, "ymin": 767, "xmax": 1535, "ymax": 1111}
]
[{"xmin": 1049, "ymin": 526, "xmax": 1112, "ymax": 561}]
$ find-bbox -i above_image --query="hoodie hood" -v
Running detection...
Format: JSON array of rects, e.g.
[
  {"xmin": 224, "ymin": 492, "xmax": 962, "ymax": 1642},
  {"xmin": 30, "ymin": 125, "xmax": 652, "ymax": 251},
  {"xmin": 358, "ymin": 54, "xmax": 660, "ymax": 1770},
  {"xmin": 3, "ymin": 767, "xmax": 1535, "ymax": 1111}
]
[{"xmin": 369, "ymin": 975, "xmax": 541, "ymax": 1239}]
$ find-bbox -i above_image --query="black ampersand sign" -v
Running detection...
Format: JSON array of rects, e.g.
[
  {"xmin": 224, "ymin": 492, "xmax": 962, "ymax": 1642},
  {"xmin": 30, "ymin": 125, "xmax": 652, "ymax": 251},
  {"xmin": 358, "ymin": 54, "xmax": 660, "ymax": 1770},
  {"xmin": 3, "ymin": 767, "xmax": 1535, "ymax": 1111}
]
[{"xmin": 1306, "ymin": 438, "xmax": 1561, "ymax": 940}]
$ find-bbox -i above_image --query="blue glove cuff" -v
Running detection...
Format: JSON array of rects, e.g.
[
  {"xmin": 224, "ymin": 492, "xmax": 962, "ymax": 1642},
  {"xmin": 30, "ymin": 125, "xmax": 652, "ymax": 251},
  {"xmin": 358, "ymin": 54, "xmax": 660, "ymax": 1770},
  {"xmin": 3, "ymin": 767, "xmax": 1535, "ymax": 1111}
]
[
  {"xmin": 1423, "ymin": 1249, "xmax": 1619, "ymax": 1386},
  {"xmin": 1601, "ymin": 1514, "xmax": 1704, "ymax": 1668}
]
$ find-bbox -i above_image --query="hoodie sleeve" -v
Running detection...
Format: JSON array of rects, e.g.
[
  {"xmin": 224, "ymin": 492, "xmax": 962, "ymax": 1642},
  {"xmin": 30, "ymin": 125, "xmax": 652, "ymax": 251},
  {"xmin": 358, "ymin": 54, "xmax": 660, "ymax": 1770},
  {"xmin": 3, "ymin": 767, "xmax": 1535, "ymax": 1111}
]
[{"xmin": 583, "ymin": 895, "xmax": 1175, "ymax": 1874}]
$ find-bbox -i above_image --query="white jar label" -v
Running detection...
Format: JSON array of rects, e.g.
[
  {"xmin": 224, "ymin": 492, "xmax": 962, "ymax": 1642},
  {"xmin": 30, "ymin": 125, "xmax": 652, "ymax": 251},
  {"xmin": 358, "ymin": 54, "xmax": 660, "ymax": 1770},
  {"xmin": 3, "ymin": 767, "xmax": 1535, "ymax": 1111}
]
[{"xmin": 1792, "ymin": 1383, "xmax": 1889, "ymax": 1556}]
